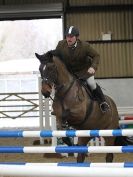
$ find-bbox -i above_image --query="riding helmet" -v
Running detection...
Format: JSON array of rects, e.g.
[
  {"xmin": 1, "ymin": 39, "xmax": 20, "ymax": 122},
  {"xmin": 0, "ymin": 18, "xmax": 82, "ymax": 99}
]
[{"xmin": 65, "ymin": 26, "xmax": 79, "ymax": 37}]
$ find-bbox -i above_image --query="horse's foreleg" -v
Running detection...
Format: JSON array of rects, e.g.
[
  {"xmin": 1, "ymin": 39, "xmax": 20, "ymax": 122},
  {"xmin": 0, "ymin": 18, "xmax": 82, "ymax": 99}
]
[
  {"xmin": 77, "ymin": 153, "xmax": 86, "ymax": 163},
  {"xmin": 106, "ymin": 153, "xmax": 113, "ymax": 162},
  {"xmin": 77, "ymin": 137, "xmax": 90, "ymax": 163},
  {"xmin": 104, "ymin": 137, "xmax": 115, "ymax": 162}
]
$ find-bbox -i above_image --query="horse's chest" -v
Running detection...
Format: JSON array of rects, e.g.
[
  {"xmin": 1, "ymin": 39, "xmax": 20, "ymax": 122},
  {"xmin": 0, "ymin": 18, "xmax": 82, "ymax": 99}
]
[{"xmin": 63, "ymin": 91, "xmax": 84, "ymax": 109}]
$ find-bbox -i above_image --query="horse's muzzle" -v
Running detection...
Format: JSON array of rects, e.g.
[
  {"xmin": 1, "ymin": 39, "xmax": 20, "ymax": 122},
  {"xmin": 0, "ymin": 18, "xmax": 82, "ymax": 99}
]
[{"xmin": 42, "ymin": 91, "xmax": 50, "ymax": 98}]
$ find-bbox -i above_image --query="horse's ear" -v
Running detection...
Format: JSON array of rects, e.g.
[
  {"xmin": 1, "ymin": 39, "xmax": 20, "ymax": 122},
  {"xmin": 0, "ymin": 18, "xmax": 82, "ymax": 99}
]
[
  {"xmin": 47, "ymin": 50, "xmax": 54, "ymax": 59},
  {"xmin": 35, "ymin": 53, "xmax": 44, "ymax": 63}
]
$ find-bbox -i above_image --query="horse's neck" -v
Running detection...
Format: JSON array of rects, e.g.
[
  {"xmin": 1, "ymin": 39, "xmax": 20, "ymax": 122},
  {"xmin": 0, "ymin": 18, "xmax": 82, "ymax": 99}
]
[{"xmin": 53, "ymin": 57, "xmax": 73, "ymax": 85}]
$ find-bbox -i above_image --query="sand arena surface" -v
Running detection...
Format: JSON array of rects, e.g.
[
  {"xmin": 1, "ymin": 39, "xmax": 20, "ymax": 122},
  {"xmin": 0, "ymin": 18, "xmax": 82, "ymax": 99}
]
[{"xmin": 0, "ymin": 137, "xmax": 132, "ymax": 177}]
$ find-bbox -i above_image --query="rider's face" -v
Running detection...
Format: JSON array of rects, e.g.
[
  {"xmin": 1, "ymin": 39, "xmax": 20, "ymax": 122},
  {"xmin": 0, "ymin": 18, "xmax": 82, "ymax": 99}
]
[{"xmin": 66, "ymin": 35, "xmax": 77, "ymax": 47}]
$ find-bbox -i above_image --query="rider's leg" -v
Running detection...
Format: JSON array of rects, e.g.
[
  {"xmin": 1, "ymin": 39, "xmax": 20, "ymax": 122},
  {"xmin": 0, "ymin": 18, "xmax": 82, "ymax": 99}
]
[
  {"xmin": 86, "ymin": 76, "xmax": 97, "ymax": 90},
  {"xmin": 86, "ymin": 76, "xmax": 110, "ymax": 113}
]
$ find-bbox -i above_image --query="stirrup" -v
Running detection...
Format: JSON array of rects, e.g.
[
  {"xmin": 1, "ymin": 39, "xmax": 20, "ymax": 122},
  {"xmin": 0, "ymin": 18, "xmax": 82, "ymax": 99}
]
[{"xmin": 100, "ymin": 102, "xmax": 110, "ymax": 113}]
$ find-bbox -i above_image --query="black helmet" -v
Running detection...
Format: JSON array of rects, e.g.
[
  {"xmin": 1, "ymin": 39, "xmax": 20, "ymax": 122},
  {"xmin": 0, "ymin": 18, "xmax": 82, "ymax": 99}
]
[{"xmin": 65, "ymin": 26, "xmax": 79, "ymax": 37}]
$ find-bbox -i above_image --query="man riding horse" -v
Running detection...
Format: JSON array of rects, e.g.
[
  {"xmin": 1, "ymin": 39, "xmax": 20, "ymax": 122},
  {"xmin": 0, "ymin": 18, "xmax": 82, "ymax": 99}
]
[
  {"xmin": 55, "ymin": 26, "xmax": 109, "ymax": 113},
  {"xmin": 35, "ymin": 27, "xmax": 131, "ymax": 162},
  {"xmin": 35, "ymin": 49, "xmax": 120, "ymax": 162}
]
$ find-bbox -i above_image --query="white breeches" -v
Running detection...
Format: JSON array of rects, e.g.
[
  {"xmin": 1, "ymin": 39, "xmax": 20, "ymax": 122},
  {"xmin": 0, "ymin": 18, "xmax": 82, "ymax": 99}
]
[{"xmin": 86, "ymin": 75, "xmax": 96, "ymax": 90}]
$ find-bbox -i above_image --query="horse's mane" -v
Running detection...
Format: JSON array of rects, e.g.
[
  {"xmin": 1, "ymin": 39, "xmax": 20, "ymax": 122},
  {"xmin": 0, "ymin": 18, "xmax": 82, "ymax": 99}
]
[
  {"xmin": 45, "ymin": 50, "xmax": 67, "ymax": 70},
  {"xmin": 53, "ymin": 56, "xmax": 73, "ymax": 83}
]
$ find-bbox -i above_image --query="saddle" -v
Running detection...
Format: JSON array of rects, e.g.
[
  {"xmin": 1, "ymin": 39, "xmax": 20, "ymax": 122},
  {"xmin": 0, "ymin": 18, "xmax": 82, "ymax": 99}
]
[{"xmin": 79, "ymin": 79, "xmax": 95, "ymax": 100}]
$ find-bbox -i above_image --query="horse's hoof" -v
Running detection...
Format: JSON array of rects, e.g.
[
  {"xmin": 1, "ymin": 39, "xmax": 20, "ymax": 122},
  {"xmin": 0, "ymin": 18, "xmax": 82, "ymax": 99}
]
[{"xmin": 33, "ymin": 140, "xmax": 40, "ymax": 145}]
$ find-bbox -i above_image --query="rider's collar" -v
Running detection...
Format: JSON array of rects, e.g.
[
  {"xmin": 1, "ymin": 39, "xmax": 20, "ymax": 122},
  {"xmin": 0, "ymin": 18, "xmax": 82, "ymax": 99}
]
[
  {"xmin": 73, "ymin": 41, "xmax": 77, "ymax": 48},
  {"xmin": 69, "ymin": 41, "xmax": 77, "ymax": 50}
]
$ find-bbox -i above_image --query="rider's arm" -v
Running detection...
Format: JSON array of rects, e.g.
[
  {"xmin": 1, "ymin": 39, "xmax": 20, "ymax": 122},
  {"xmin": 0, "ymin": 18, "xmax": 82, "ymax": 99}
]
[{"xmin": 85, "ymin": 43, "xmax": 100, "ymax": 71}]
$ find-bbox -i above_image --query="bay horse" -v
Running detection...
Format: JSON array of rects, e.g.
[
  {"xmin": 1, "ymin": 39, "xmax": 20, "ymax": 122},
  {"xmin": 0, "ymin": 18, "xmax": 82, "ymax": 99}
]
[{"xmin": 35, "ymin": 50, "xmax": 120, "ymax": 162}]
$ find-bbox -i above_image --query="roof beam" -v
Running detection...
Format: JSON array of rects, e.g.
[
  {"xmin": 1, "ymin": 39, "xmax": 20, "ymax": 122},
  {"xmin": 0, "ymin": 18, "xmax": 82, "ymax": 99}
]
[
  {"xmin": 0, "ymin": 3, "xmax": 63, "ymax": 20},
  {"xmin": 66, "ymin": 4, "xmax": 133, "ymax": 13}
]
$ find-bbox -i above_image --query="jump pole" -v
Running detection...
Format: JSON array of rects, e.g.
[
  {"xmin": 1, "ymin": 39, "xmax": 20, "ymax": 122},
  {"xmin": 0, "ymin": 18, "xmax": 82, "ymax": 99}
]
[
  {"xmin": 0, "ymin": 146, "xmax": 132, "ymax": 153},
  {"xmin": 0, "ymin": 165, "xmax": 133, "ymax": 177},
  {"xmin": 38, "ymin": 76, "xmax": 44, "ymax": 144},
  {"xmin": 119, "ymin": 120, "xmax": 133, "ymax": 125},
  {"xmin": 0, "ymin": 129, "xmax": 132, "ymax": 137},
  {"xmin": 1, "ymin": 162, "xmax": 133, "ymax": 168}
]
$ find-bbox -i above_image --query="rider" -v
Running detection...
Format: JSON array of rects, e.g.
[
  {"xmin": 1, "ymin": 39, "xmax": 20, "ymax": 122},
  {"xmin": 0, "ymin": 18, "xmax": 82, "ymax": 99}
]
[{"xmin": 55, "ymin": 26, "xmax": 109, "ymax": 113}]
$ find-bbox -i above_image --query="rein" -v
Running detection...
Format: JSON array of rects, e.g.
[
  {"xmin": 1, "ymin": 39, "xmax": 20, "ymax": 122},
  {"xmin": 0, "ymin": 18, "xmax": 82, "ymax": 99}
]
[
  {"xmin": 55, "ymin": 79, "xmax": 75, "ymax": 99},
  {"xmin": 49, "ymin": 95, "xmax": 54, "ymax": 101}
]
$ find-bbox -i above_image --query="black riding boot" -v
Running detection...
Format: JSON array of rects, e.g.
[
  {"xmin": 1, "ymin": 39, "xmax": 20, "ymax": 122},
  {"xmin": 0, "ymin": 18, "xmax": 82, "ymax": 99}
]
[{"xmin": 93, "ymin": 84, "xmax": 110, "ymax": 113}]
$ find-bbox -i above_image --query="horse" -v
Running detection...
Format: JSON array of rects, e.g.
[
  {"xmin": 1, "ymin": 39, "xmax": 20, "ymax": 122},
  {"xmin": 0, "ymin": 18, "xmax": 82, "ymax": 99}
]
[{"xmin": 35, "ymin": 50, "xmax": 120, "ymax": 163}]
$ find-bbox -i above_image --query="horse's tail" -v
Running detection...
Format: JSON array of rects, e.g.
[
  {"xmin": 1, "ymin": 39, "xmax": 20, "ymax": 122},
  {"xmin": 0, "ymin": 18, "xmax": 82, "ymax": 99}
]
[
  {"xmin": 62, "ymin": 137, "xmax": 74, "ymax": 146},
  {"xmin": 114, "ymin": 136, "xmax": 133, "ymax": 146}
]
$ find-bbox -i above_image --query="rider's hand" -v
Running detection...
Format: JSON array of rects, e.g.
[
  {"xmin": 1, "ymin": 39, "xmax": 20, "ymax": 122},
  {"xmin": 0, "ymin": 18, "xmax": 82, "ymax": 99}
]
[{"xmin": 87, "ymin": 67, "xmax": 95, "ymax": 74}]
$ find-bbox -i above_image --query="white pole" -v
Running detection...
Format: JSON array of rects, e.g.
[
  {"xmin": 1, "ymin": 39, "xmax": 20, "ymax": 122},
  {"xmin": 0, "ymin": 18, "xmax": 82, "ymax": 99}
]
[
  {"xmin": 51, "ymin": 115, "xmax": 57, "ymax": 146},
  {"xmin": 0, "ymin": 165, "xmax": 133, "ymax": 177},
  {"xmin": 44, "ymin": 98, "xmax": 50, "ymax": 129},
  {"xmin": 38, "ymin": 77, "xmax": 44, "ymax": 144}
]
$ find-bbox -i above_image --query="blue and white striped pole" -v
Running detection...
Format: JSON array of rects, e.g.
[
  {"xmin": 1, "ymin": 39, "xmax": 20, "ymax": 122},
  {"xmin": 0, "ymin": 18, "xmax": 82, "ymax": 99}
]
[
  {"xmin": 0, "ymin": 146, "xmax": 132, "ymax": 153},
  {"xmin": 0, "ymin": 129, "xmax": 132, "ymax": 138}
]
